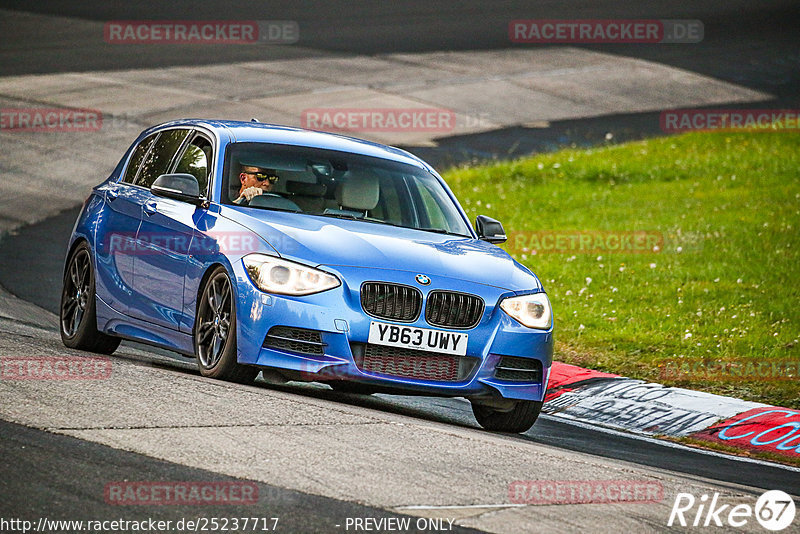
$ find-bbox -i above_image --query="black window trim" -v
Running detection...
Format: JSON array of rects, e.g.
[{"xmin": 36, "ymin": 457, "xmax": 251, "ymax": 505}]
[{"xmin": 116, "ymin": 126, "xmax": 218, "ymax": 201}]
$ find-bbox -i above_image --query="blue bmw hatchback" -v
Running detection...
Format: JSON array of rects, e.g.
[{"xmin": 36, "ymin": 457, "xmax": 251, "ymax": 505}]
[{"xmin": 61, "ymin": 120, "xmax": 553, "ymax": 432}]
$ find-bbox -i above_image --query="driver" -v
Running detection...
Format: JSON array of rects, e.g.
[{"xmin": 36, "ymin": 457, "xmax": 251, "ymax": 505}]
[{"xmin": 233, "ymin": 164, "xmax": 279, "ymax": 204}]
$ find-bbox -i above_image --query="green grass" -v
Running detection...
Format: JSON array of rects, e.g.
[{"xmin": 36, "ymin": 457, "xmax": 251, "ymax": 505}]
[{"xmin": 442, "ymin": 131, "xmax": 800, "ymax": 408}]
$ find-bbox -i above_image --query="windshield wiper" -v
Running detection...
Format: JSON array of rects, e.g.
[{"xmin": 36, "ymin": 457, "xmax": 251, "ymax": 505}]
[
  {"xmin": 256, "ymin": 206, "xmax": 301, "ymax": 213},
  {"xmin": 416, "ymin": 227, "xmax": 470, "ymax": 238},
  {"xmin": 321, "ymin": 212, "xmax": 362, "ymax": 220}
]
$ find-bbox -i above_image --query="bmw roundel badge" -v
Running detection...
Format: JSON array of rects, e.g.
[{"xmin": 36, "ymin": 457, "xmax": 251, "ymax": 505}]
[{"xmin": 415, "ymin": 274, "xmax": 431, "ymax": 285}]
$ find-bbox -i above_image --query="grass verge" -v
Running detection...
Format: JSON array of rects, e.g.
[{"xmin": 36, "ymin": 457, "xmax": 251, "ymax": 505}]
[{"xmin": 443, "ymin": 131, "xmax": 800, "ymax": 408}]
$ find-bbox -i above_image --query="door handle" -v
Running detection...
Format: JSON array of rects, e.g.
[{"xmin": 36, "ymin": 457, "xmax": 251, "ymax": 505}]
[
  {"xmin": 106, "ymin": 189, "xmax": 119, "ymax": 202},
  {"xmin": 143, "ymin": 201, "xmax": 158, "ymax": 216}
]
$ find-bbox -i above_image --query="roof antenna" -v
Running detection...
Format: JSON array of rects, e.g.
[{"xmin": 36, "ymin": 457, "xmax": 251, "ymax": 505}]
[{"xmin": 250, "ymin": 118, "xmax": 260, "ymax": 122}]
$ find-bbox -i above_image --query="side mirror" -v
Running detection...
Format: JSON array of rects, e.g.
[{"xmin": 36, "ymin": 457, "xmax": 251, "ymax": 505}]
[
  {"xmin": 475, "ymin": 215, "xmax": 507, "ymax": 244},
  {"xmin": 151, "ymin": 174, "xmax": 204, "ymax": 206}
]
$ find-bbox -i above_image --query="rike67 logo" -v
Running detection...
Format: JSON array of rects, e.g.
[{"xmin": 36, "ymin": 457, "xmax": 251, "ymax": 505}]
[{"xmin": 668, "ymin": 490, "xmax": 796, "ymax": 531}]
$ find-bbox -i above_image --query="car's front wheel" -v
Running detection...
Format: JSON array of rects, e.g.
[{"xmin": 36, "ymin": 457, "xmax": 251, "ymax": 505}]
[
  {"xmin": 194, "ymin": 267, "xmax": 259, "ymax": 384},
  {"xmin": 60, "ymin": 242, "xmax": 121, "ymax": 354},
  {"xmin": 471, "ymin": 400, "xmax": 543, "ymax": 433}
]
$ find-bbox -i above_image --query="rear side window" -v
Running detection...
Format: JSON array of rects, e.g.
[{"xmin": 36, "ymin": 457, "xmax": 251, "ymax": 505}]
[
  {"xmin": 135, "ymin": 129, "xmax": 191, "ymax": 189},
  {"xmin": 174, "ymin": 134, "xmax": 213, "ymax": 197},
  {"xmin": 121, "ymin": 133, "xmax": 157, "ymax": 184}
]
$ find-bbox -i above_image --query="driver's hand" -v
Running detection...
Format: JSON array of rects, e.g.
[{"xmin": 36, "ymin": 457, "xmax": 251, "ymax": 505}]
[{"xmin": 239, "ymin": 186, "xmax": 264, "ymax": 202}]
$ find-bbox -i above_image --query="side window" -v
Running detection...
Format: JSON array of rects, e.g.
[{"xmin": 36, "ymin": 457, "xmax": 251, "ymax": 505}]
[
  {"xmin": 121, "ymin": 133, "xmax": 157, "ymax": 184},
  {"xmin": 135, "ymin": 129, "xmax": 191, "ymax": 189},
  {"xmin": 174, "ymin": 134, "xmax": 212, "ymax": 197}
]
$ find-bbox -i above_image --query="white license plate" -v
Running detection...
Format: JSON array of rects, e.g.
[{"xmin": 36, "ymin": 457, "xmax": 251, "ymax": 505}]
[{"xmin": 367, "ymin": 321, "xmax": 468, "ymax": 356}]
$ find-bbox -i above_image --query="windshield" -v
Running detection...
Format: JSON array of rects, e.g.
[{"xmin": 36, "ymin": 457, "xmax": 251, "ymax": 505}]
[{"xmin": 223, "ymin": 142, "xmax": 472, "ymax": 237}]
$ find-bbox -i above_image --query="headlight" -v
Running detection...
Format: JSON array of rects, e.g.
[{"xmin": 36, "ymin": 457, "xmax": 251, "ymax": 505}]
[
  {"xmin": 243, "ymin": 254, "xmax": 340, "ymax": 296},
  {"xmin": 500, "ymin": 293, "xmax": 552, "ymax": 329}
]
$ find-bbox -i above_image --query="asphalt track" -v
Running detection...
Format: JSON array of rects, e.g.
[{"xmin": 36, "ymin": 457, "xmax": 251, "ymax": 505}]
[
  {"xmin": 1, "ymin": 1, "xmax": 800, "ymax": 532},
  {"xmin": 1, "ymin": 419, "xmax": 484, "ymax": 534},
  {"xmin": 0, "ymin": 203, "xmax": 797, "ymax": 529},
  {"xmin": 2, "ymin": 0, "xmax": 799, "ymax": 100},
  {"xmin": 1, "ymin": 0, "xmax": 799, "ymax": 165}
]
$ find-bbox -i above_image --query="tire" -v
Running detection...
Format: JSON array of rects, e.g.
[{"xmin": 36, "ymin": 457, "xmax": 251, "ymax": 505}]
[
  {"xmin": 194, "ymin": 267, "xmax": 259, "ymax": 384},
  {"xmin": 471, "ymin": 400, "xmax": 543, "ymax": 433},
  {"xmin": 60, "ymin": 242, "xmax": 121, "ymax": 354}
]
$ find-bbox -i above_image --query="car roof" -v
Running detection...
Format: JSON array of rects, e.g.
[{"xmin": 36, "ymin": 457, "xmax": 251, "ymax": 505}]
[{"xmin": 147, "ymin": 119, "xmax": 437, "ymax": 174}]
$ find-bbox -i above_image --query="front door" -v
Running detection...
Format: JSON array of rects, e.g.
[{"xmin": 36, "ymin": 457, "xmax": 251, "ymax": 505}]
[{"xmin": 130, "ymin": 130, "xmax": 214, "ymax": 331}]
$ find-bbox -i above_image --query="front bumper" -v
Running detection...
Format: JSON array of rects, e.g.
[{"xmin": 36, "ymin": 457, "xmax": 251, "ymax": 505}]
[{"xmin": 233, "ymin": 262, "xmax": 553, "ymax": 402}]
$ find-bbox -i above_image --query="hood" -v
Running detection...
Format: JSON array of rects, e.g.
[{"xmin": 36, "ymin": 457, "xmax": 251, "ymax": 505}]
[{"xmin": 224, "ymin": 208, "xmax": 541, "ymax": 292}]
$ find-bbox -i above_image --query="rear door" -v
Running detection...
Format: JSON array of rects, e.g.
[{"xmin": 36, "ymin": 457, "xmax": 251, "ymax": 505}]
[{"xmin": 94, "ymin": 132, "xmax": 155, "ymax": 314}]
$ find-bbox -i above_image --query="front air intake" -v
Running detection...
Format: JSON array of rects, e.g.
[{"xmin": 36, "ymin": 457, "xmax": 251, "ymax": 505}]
[
  {"xmin": 263, "ymin": 326, "xmax": 326, "ymax": 356},
  {"xmin": 351, "ymin": 343, "xmax": 478, "ymax": 382},
  {"xmin": 493, "ymin": 356, "xmax": 542, "ymax": 382}
]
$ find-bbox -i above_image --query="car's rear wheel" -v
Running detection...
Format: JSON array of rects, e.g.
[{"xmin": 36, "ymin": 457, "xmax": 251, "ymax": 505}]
[
  {"xmin": 194, "ymin": 267, "xmax": 259, "ymax": 384},
  {"xmin": 60, "ymin": 242, "xmax": 121, "ymax": 354},
  {"xmin": 471, "ymin": 400, "xmax": 542, "ymax": 433}
]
